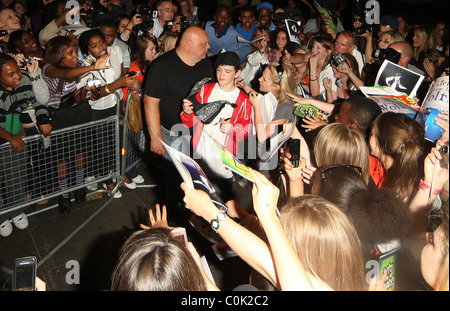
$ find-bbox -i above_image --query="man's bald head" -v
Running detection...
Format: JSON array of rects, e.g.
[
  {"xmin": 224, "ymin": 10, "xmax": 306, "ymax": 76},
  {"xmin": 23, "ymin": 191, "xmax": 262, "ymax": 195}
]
[{"xmin": 177, "ymin": 26, "xmax": 210, "ymax": 65}]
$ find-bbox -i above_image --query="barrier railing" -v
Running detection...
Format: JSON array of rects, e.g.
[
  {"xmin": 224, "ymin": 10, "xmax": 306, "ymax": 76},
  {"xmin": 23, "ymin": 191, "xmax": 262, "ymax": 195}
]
[{"xmin": 0, "ymin": 91, "xmax": 154, "ymax": 272}]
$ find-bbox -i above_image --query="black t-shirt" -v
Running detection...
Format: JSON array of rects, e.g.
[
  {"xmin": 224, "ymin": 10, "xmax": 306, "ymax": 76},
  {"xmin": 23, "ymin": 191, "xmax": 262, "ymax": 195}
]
[{"xmin": 144, "ymin": 49, "xmax": 215, "ymax": 130}]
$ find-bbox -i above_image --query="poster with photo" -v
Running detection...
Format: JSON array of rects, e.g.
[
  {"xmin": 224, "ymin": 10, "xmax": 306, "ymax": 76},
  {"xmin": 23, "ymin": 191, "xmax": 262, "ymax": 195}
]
[
  {"xmin": 285, "ymin": 19, "xmax": 302, "ymax": 46},
  {"xmin": 375, "ymin": 60, "xmax": 424, "ymax": 99}
]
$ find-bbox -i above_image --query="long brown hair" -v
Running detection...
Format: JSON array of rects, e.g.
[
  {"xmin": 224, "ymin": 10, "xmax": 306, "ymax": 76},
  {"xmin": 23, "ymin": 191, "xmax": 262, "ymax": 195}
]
[
  {"xmin": 130, "ymin": 34, "xmax": 158, "ymax": 75},
  {"xmin": 111, "ymin": 227, "xmax": 207, "ymax": 291},
  {"xmin": 371, "ymin": 112, "xmax": 425, "ymax": 202}
]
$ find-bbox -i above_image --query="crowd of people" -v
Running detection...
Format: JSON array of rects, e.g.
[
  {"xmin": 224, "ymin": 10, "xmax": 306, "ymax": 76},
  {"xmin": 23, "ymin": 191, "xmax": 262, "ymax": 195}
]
[{"xmin": 0, "ymin": 0, "xmax": 448, "ymax": 292}]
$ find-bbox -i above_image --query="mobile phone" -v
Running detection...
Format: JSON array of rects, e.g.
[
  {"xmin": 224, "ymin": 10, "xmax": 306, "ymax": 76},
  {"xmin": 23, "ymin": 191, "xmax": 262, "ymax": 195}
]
[
  {"xmin": 13, "ymin": 256, "xmax": 37, "ymax": 291},
  {"xmin": 128, "ymin": 71, "xmax": 139, "ymax": 77},
  {"xmin": 286, "ymin": 138, "xmax": 300, "ymax": 168},
  {"xmin": 87, "ymin": 79, "xmax": 101, "ymax": 87},
  {"xmin": 170, "ymin": 228, "xmax": 188, "ymax": 247},
  {"xmin": 0, "ymin": 29, "xmax": 8, "ymax": 36}
]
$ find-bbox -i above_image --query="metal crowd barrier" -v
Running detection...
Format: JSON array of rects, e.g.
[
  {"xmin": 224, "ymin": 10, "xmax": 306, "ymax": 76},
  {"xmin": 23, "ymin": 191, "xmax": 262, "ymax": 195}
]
[{"xmin": 0, "ymin": 92, "xmax": 154, "ymax": 272}]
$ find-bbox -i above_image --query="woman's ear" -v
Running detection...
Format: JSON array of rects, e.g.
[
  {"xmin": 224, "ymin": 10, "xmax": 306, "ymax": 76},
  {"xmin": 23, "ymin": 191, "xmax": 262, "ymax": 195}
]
[{"xmin": 272, "ymin": 82, "xmax": 281, "ymax": 94}]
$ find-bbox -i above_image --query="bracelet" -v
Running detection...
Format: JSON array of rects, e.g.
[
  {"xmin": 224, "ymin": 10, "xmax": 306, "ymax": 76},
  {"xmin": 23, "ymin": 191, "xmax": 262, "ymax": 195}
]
[
  {"xmin": 309, "ymin": 77, "xmax": 318, "ymax": 81},
  {"xmin": 419, "ymin": 179, "xmax": 442, "ymax": 195},
  {"xmin": 105, "ymin": 85, "xmax": 111, "ymax": 94},
  {"xmin": 126, "ymin": 27, "xmax": 132, "ymax": 32}
]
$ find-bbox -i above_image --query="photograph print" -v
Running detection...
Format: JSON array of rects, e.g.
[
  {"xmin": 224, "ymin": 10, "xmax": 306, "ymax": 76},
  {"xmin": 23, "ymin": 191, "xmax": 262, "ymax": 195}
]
[{"xmin": 375, "ymin": 60, "xmax": 425, "ymax": 98}]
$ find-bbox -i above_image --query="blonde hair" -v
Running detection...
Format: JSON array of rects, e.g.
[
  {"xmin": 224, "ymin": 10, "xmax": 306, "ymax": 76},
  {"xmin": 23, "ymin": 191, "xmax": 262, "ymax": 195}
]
[
  {"xmin": 381, "ymin": 30, "xmax": 403, "ymax": 45},
  {"xmin": 266, "ymin": 63, "xmax": 297, "ymax": 104},
  {"xmin": 314, "ymin": 123, "xmax": 370, "ymax": 184},
  {"xmin": 280, "ymin": 195, "xmax": 366, "ymax": 291},
  {"xmin": 158, "ymin": 31, "xmax": 179, "ymax": 56},
  {"xmin": 434, "ymin": 208, "xmax": 449, "ymax": 291},
  {"xmin": 413, "ymin": 25, "xmax": 437, "ymax": 59}
]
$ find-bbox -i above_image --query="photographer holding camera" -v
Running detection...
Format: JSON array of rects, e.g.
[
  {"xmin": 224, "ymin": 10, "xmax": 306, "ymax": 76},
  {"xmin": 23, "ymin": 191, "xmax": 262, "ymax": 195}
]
[{"xmin": 152, "ymin": 0, "xmax": 175, "ymax": 38}]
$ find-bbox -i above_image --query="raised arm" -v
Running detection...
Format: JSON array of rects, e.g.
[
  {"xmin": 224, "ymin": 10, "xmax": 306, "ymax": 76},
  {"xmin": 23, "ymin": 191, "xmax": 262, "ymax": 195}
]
[
  {"xmin": 181, "ymin": 183, "xmax": 279, "ymax": 287},
  {"xmin": 250, "ymin": 169, "xmax": 332, "ymax": 291}
]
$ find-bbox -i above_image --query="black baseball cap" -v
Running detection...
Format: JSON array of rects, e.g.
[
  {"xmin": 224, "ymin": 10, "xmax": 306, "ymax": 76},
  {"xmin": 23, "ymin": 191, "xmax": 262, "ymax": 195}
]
[{"xmin": 214, "ymin": 51, "xmax": 241, "ymax": 68}]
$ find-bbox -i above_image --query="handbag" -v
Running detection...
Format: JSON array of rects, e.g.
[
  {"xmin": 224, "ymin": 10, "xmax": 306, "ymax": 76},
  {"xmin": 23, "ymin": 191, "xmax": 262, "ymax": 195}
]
[{"xmin": 127, "ymin": 98, "xmax": 143, "ymax": 133}]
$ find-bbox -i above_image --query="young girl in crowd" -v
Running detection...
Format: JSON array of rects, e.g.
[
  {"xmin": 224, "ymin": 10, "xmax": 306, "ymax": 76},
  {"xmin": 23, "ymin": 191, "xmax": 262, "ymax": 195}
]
[
  {"xmin": 324, "ymin": 53, "xmax": 363, "ymax": 103},
  {"xmin": 43, "ymin": 35, "xmax": 111, "ymax": 212},
  {"xmin": 311, "ymin": 164, "xmax": 413, "ymax": 263},
  {"xmin": 412, "ymin": 25, "xmax": 437, "ymax": 61},
  {"xmin": 77, "ymin": 29, "xmax": 136, "ymax": 199},
  {"xmin": 239, "ymin": 26, "xmax": 270, "ymax": 89},
  {"xmin": 369, "ymin": 112, "xmax": 425, "ymax": 203},
  {"xmin": 284, "ymin": 123, "xmax": 371, "ymax": 197},
  {"xmin": 307, "ymin": 35, "xmax": 335, "ymax": 101},
  {"xmin": 121, "ymin": 34, "xmax": 158, "ymax": 189},
  {"xmin": 8, "ymin": 30, "xmax": 44, "ymax": 62},
  {"xmin": 267, "ymin": 28, "xmax": 288, "ymax": 64}
]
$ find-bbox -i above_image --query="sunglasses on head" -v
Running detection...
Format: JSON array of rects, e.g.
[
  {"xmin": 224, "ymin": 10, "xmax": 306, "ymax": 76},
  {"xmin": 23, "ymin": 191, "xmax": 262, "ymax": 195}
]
[
  {"xmin": 276, "ymin": 63, "xmax": 283, "ymax": 84},
  {"xmin": 318, "ymin": 164, "xmax": 363, "ymax": 183}
]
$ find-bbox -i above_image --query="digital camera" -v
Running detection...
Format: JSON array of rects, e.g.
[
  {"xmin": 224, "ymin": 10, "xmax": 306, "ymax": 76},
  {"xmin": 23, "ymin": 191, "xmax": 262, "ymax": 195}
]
[
  {"xmin": 273, "ymin": 12, "xmax": 292, "ymax": 26},
  {"xmin": 331, "ymin": 53, "xmax": 346, "ymax": 67},
  {"xmin": 134, "ymin": 6, "xmax": 155, "ymax": 33},
  {"xmin": 353, "ymin": 23, "xmax": 375, "ymax": 36},
  {"xmin": 372, "ymin": 48, "xmax": 401, "ymax": 64}
]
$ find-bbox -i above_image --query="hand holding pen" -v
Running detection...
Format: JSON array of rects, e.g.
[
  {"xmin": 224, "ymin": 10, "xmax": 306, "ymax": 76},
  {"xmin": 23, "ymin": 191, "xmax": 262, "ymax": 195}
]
[{"xmin": 218, "ymin": 118, "xmax": 232, "ymax": 134}]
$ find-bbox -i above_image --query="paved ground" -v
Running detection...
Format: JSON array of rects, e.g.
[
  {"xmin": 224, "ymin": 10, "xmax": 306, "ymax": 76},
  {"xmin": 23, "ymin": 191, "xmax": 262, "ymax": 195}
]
[
  {"xmin": 0, "ymin": 156, "xmax": 254, "ymax": 291},
  {"xmin": 0, "ymin": 155, "xmax": 429, "ymax": 292}
]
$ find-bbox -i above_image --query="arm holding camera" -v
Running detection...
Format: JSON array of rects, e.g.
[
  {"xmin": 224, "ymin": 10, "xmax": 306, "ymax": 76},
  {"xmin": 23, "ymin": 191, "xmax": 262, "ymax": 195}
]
[
  {"xmin": 359, "ymin": 30, "xmax": 375, "ymax": 63},
  {"xmin": 333, "ymin": 61, "xmax": 364, "ymax": 90},
  {"xmin": 409, "ymin": 141, "xmax": 449, "ymax": 231},
  {"xmin": 120, "ymin": 13, "xmax": 143, "ymax": 42}
]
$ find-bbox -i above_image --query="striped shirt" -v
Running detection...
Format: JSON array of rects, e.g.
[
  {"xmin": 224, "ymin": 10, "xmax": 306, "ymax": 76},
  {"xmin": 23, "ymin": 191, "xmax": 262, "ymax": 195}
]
[
  {"xmin": 42, "ymin": 62, "xmax": 79, "ymax": 107},
  {"xmin": 0, "ymin": 70, "xmax": 50, "ymax": 130}
]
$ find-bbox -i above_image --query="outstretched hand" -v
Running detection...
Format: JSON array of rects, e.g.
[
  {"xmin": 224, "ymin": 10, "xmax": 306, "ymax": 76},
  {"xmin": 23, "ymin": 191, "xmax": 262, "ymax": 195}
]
[{"xmin": 140, "ymin": 204, "xmax": 172, "ymax": 230}]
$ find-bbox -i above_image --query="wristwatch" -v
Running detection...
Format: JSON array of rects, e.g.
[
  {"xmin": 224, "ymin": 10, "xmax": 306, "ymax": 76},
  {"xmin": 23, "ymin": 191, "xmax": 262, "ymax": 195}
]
[{"xmin": 211, "ymin": 210, "xmax": 227, "ymax": 232}]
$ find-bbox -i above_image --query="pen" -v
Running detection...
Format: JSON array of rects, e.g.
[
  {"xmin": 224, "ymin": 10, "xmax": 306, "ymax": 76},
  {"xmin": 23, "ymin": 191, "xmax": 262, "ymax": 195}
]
[{"xmin": 213, "ymin": 118, "xmax": 231, "ymax": 126}]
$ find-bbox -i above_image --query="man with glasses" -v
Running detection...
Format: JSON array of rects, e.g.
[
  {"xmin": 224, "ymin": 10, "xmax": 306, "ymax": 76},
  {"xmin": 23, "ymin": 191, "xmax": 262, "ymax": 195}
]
[{"xmin": 152, "ymin": 0, "xmax": 175, "ymax": 38}]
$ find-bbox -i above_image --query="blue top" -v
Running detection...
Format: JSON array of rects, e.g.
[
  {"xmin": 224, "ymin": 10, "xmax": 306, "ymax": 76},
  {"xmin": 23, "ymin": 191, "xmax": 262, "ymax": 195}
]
[
  {"xmin": 205, "ymin": 21, "xmax": 252, "ymax": 62},
  {"xmin": 235, "ymin": 23, "xmax": 258, "ymax": 42}
]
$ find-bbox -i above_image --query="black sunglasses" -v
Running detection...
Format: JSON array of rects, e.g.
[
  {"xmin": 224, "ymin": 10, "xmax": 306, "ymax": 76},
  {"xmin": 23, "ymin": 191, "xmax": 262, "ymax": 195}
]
[{"xmin": 318, "ymin": 165, "xmax": 363, "ymax": 183}]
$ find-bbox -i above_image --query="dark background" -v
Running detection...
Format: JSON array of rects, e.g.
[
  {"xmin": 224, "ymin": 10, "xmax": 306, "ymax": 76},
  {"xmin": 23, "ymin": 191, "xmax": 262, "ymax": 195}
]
[{"xmin": 21, "ymin": 0, "xmax": 449, "ymax": 27}]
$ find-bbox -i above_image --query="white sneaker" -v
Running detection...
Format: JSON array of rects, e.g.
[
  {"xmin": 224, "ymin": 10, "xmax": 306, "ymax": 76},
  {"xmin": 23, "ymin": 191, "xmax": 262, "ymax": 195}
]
[
  {"xmin": 13, "ymin": 213, "xmax": 28, "ymax": 230},
  {"xmin": 103, "ymin": 183, "xmax": 123, "ymax": 199},
  {"xmin": 0, "ymin": 220, "xmax": 13, "ymax": 237},
  {"xmin": 132, "ymin": 175, "xmax": 145, "ymax": 184},
  {"xmin": 123, "ymin": 181, "xmax": 137, "ymax": 189}
]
